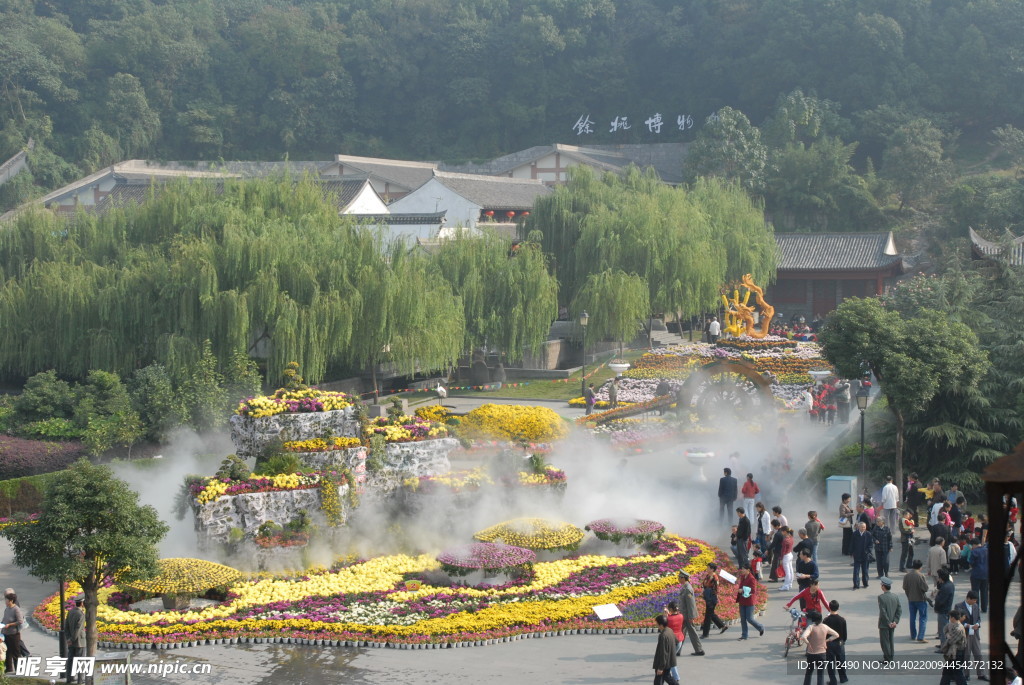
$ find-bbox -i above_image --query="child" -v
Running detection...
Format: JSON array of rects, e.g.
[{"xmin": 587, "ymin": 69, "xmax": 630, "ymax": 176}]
[
  {"xmin": 948, "ymin": 538, "xmax": 962, "ymax": 575},
  {"xmin": 750, "ymin": 543, "xmax": 764, "ymax": 580},
  {"xmin": 959, "ymin": 536, "xmax": 972, "ymax": 571},
  {"xmin": 962, "ymin": 511, "xmax": 976, "ymax": 538}
]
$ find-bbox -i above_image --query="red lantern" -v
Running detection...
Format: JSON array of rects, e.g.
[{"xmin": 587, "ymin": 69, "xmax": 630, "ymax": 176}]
[
  {"xmin": 522, "ymin": 211, "xmax": 530, "ymax": 216},
  {"xmin": 506, "ymin": 211, "xmax": 515, "ymax": 219},
  {"xmin": 484, "ymin": 210, "xmax": 494, "ymax": 216}
]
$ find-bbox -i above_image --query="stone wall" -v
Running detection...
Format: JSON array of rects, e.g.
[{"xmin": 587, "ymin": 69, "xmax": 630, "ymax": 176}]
[
  {"xmin": 192, "ymin": 485, "xmax": 352, "ymax": 544},
  {"xmin": 229, "ymin": 407, "xmax": 359, "ymax": 458},
  {"xmin": 293, "ymin": 446, "xmax": 368, "ymax": 487},
  {"xmin": 381, "ymin": 438, "xmax": 457, "ymax": 477}
]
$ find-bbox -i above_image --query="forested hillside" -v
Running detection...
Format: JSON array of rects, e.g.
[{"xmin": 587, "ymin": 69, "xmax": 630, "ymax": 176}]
[{"xmin": 3, "ymin": 0, "xmax": 1024, "ymax": 214}]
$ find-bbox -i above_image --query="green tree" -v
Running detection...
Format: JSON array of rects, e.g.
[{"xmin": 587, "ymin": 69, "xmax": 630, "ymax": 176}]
[
  {"xmin": 683, "ymin": 107, "xmax": 768, "ymax": 193},
  {"xmin": 102, "ymin": 72, "xmax": 160, "ymax": 158},
  {"xmin": 571, "ymin": 269, "xmax": 650, "ymax": 355},
  {"xmin": 433, "ymin": 230, "xmax": 557, "ymax": 362},
  {"xmin": 179, "ymin": 340, "xmax": 228, "ymax": 433},
  {"xmin": 1, "ymin": 458, "xmax": 168, "ymax": 656},
  {"xmin": 881, "ymin": 118, "xmax": 953, "ymax": 210},
  {"xmin": 129, "ymin": 364, "xmax": 184, "ymax": 443},
  {"xmin": 12, "ymin": 369, "xmax": 75, "ymax": 421},
  {"xmin": 819, "ymin": 297, "xmax": 990, "ymax": 488},
  {"xmin": 764, "ymin": 137, "xmax": 885, "ymax": 231},
  {"xmin": 74, "ymin": 369, "xmax": 143, "ymax": 456}
]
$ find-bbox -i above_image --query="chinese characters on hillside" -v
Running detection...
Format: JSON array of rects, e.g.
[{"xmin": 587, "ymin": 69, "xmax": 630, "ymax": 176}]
[{"xmin": 573, "ymin": 113, "xmax": 697, "ymax": 136}]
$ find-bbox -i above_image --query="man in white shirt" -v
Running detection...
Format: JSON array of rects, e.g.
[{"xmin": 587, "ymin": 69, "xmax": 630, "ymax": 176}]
[
  {"xmin": 881, "ymin": 475, "xmax": 900, "ymax": 533},
  {"xmin": 708, "ymin": 316, "xmax": 721, "ymax": 343}
]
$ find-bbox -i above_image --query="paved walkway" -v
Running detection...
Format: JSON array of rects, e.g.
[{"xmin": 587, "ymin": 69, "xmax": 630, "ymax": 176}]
[{"xmin": 0, "ymin": 397, "xmax": 1013, "ymax": 684}]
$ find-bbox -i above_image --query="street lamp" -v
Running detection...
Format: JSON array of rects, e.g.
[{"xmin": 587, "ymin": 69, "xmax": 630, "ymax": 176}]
[
  {"xmin": 857, "ymin": 386, "xmax": 870, "ymax": 493},
  {"xmin": 579, "ymin": 310, "xmax": 589, "ymax": 397}
]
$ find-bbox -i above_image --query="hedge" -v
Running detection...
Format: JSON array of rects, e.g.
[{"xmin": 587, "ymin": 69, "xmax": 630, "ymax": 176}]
[
  {"xmin": 0, "ymin": 472, "xmax": 62, "ymax": 517},
  {"xmin": 0, "ymin": 435, "xmax": 85, "ymax": 481}
]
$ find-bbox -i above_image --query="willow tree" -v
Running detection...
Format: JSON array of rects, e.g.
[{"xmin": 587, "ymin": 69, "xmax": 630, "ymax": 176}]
[
  {"xmin": 432, "ymin": 230, "xmax": 557, "ymax": 362},
  {"xmin": 346, "ymin": 241, "xmax": 464, "ymax": 395},
  {"xmin": 526, "ymin": 165, "xmax": 775, "ymax": 326},
  {"xmin": 0, "ymin": 177, "xmax": 381, "ymax": 383},
  {"xmin": 571, "ymin": 269, "xmax": 649, "ymax": 355}
]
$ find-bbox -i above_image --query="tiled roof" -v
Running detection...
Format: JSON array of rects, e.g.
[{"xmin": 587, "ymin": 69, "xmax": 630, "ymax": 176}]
[
  {"xmin": 441, "ymin": 143, "xmax": 686, "ymax": 184},
  {"xmin": 92, "ymin": 176, "xmax": 371, "ymax": 215},
  {"xmin": 969, "ymin": 227, "xmax": 1024, "ymax": 266},
  {"xmin": 355, "ymin": 212, "xmax": 446, "ymax": 226},
  {"xmin": 331, "ymin": 155, "xmax": 438, "ymax": 192},
  {"xmin": 775, "ymin": 232, "xmax": 902, "ymax": 271},
  {"xmin": 432, "ymin": 171, "xmax": 552, "ymax": 209}
]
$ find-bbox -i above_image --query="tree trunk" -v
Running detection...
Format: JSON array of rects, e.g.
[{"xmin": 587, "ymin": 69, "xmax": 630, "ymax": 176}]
[
  {"xmin": 83, "ymin": 575, "xmax": 99, "ymax": 657},
  {"xmin": 894, "ymin": 408, "xmax": 905, "ymax": 498}
]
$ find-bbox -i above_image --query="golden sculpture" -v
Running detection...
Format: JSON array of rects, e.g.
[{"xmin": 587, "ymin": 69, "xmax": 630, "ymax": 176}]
[{"xmin": 720, "ymin": 274, "xmax": 775, "ymax": 339}]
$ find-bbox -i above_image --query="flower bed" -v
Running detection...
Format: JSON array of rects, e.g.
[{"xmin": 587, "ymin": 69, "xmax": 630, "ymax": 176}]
[
  {"xmin": 436, "ymin": 543, "xmax": 536, "ymax": 577},
  {"xmin": 364, "ymin": 415, "xmax": 449, "ymax": 443},
  {"xmin": 459, "ymin": 404, "xmax": 569, "ymax": 443},
  {"xmin": 34, "ymin": 536, "xmax": 763, "ymax": 647},
  {"xmin": 474, "ymin": 518, "xmax": 584, "ymax": 552},
  {"xmin": 120, "ymin": 558, "xmax": 242, "ymax": 595},
  {"xmin": 191, "ymin": 470, "xmax": 354, "ymax": 505},
  {"xmin": 585, "ymin": 519, "xmax": 665, "ymax": 545},
  {"xmin": 283, "ymin": 437, "xmax": 362, "ymax": 452},
  {"xmin": 255, "ymin": 531, "xmax": 310, "ymax": 548},
  {"xmin": 403, "ymin": 468, "xmax": 493, "ymax": 494},
  {"xmin": 235, "ymin": 388, "xmax": 354, "ymax": 418},
  {"xmin": 0, "ymin": 513, "xmax": 39, "ymax": 530}
]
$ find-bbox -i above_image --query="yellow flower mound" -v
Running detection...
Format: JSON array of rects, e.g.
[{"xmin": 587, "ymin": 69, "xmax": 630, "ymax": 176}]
[
  {"xmin": 121, "ymin": 558, "xmax": 243, "ymax": 595},
  {"xmin": 459, "ymin": 404, "xmax": 569, "ymax": 443},
  {"xmin": 415, "ymin": 405, "xmax": 450, "ymax": 423},
  {"xmin": 474, "ymin": 518, "xmax": 584, "ymax": 550}
]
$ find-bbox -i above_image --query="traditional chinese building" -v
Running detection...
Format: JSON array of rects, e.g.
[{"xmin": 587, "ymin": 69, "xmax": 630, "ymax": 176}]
[
  {"xmin": 765, "ymin": 232, "xmax": 905, "ymax": 321},
  {"xmin": 387, "ymin": 170, "xmax": 552, "ymax": 230},
  {"xmin": 442, "ymin": 142, "xmax": 686, "ymax": 186},
  {"xmin": 968, "ymin": 226, "xmax": 1024, "ymax": 266}
]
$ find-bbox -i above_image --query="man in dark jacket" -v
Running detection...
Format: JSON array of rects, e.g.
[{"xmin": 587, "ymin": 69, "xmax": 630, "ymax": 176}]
[
  {"xmin": 934, "ymin": 568, "xmax": 955, "ymax": 652},
  {"xmin": 653, "ymin": 614, "xmax": 680, "ymax": 685},
  {"xmin": 872, "ymin": 516, "xmax": 894, "ymax": 578},
  {"xmin": 718, "ymin": 468, "xmax": 738, "ymax": 524},
  {"xmin": 62, "ymin": 597, "xmax": 86, "ymax": 684},
  {"xmin": 734, "ymin": 507, "xmax": 751, "ymax": 570},
  {"xmin": 970, "ymin": 538, "xmax": 989, "ymax": 613},
  {"xmin": 852, "ymin": 521, "xmax": 873, "ymax": 590},
  {"xmin": 795, "ymin": 548, "xmax": 820, "ymax": 596}
]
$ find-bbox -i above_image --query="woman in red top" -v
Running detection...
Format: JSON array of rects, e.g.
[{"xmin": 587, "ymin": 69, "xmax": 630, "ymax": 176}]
[
  {"xmin": 664, "ymin": 602, "xmax": 685, "ymax": 682},
  {"xmin": 736, "ymin": 566, "xmax": 764, "ymax": 640},
  {"xmin": 785, "ymin": 579, "xmax": 829, "ymax": 614}
]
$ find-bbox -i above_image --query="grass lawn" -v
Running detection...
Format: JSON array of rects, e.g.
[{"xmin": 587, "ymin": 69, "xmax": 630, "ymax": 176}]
[{"xmin": 447, "ymin": 348, "xmax": 650, "ymax": 402}]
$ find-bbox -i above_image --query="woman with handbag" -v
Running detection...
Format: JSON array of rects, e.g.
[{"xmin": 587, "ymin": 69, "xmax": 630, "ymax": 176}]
[{"xmin": 839, "ymin": 493, "xmax": 854, "ymax": 556}]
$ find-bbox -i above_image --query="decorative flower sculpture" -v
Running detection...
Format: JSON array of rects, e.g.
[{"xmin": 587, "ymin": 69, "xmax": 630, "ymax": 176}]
[
  {"xmin": 437, "ymin": 543, "xmax": 536, "ymax": 577},
  {"xmin": 474, "ymin": 518, "xmax": 584, "ymax": 552},
  {"xmin": 120, "ymin": 558, "xmax": 242, "ymax": 596},
  {"xmin": 585, "ymin": 519, "xmax": 665, "ymax": 546}
]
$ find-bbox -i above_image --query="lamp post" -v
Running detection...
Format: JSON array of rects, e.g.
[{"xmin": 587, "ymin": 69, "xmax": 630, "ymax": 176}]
[
  {"xmin": 579, "ymin": 310, "xmax": 589, "ymax": 397},
  {"xmin": 857, "ymin": 386, "xmax": 870, "ymax": 492}
]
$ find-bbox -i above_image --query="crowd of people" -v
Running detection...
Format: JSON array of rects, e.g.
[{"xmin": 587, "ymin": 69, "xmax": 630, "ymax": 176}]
[{"xmin": 648, "ymin": 466, "xmax": 1021, "ymax": 685}]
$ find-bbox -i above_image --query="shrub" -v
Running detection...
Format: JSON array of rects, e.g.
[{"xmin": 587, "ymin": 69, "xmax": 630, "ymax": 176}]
[
  {"xmin": 254, "ymin": 453, "xmax": 302, "ymax": 477},
  {"xmin": 0, "ymin": 472, "xmax": 61, "ymax": 517},
  {"xmin": 13, "ymin": 370, "xmax": 76, "ymax": 422},
  {"xmin": 0, "ymin": 435, "xmax": 86, "ymax": 481},
  {"xmin": 459, "ymin": 404, "xmax": 569, "ymax": 443},
  {"xmin": 19, "ymin": 418, "xmax": 82, "ymax": 440},
  {"xmin": 215, "ymin": 454, "xmax": 251, "ymax": 481}
]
